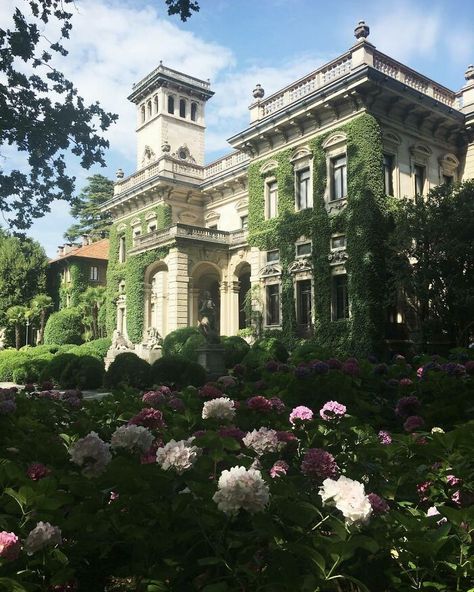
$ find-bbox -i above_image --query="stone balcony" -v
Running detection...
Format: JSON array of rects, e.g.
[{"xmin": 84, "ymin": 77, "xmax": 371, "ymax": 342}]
[
  {"xmin": 129, "ymin": 223, "xmax": 248, "ymax": 254},
  {"xmin": 249, "ymin": 41, "xmax": 459, "ymax": 123}
]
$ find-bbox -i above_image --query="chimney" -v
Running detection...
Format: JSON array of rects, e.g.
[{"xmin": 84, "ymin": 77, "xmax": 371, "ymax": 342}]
[
  {"xmin": 57, "ymin": 245, "xmax": 64, "ymax": 257},
  {"xmin": 82, "ymin": 234, "xmax": 90, "ymax": 246}
]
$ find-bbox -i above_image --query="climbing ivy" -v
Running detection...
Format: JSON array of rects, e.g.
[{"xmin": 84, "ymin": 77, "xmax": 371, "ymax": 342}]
[
  {"xmin": 247, "ymin": 113, "xmax": 387, "ymax": 355},
  {"xmin": 105, "ymin": 203, "xmax": 173, "ymax": 343},
  {"xmin": 57, "ymin": 261, "xmax": 89, "ymax": 309}
]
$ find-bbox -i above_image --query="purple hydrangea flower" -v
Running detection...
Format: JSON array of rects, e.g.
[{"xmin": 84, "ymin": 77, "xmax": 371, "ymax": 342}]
[
  {"xmin": 270, "ymin": 460, "xmax": 289, "ymax": 479},
  {"xmin": 301, "ymin": 448, "xmax": 338, "ymax": 480},
  {"xmin": 404, "ymin": 415, "xmax": 425, "ymax": 433},
  {"xmin": 374, "ymin": 363, "xmax": 389, "ymax": 375},
  {"xmin": 269, "ymin": 397, "xmax": 286, "ymax": 412},
  {"xmin": 326, "ymin": 358, "xmax": 342, "ymax": 370},
  {"xmin": 294, "ymin": 364, "xmax": 311, "ymax": 378},
  {"xmin": 395, "ymin": 396, "xmax": 421, "ymax": 419},
  {"xmin": 368, "ymin": 493, "xmax": 390, "ymax": 514},
  {"xmin": 247, "ymin": 396, "xmax": 273, "ymax": 412},
  {"xmin": 311, "ymin": 361, "xmax": 330, "ymax": 375},
  {"xmin": 378, "ymin": 430, "xmax": 392, "ymax": 445}
]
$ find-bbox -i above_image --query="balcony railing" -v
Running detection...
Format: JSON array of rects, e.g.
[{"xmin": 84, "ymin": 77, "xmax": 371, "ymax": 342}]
[
  {"xmin": 205, "ymin": 151, "xmax": 250, "ymax": 179},
  {"xmin": 130, "ymin": 224, "xmax": 248, "ymax": 252},
  {"xmin": 250, "ymin": 43, "xmax": 458, "ymax": 122}
]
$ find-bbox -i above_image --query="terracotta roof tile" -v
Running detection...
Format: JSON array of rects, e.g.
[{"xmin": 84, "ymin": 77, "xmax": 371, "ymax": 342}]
[{"xmin": 49, "ymin": 238, "xmax": 109, "ymax": 263}]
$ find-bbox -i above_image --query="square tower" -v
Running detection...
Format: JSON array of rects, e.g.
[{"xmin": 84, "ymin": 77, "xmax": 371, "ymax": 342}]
[{"xmin": 128, "ymin": 62, "xmax": 214, "ymax": 169}]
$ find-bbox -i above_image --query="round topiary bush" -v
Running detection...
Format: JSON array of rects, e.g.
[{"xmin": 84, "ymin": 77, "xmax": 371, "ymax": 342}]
[
  {"xmin": 39, "ymin": 353, "xmax": 78, "ymax": 384},
  {"xmin": 104, "ymin": 352, "xmax": 152, "ymax": 390},
  {"xmin": 0, "ymin": 350, "xmax": 27, "ymax": 381},
  {"xmin": 44, "ymin": 308, "xmax": 84, "ymax": 346},
  {"xmin": 180, "ymin": 334, "xmax": 206, "ymax": 361},
  {"xmin": 69, "ymin": 338, "xmax": 112, "ymax": 360},
  {"xmin": 221, "ymin": 335, "xmax": 250, "ymax": 368},
  {"xmin": 12, "ymin": 354, "xmax": 53, "ymax": 384},
  {"xmin": 151, "ymin": 355, "xmax": 207, "ymax": 387},
  {"xmin": 59, "ymin": 355, "xmax": 105, "ymax": 390},
  {"xmin": 252, "ymin": 337, "xmax": 289, "ymax": 362},
  {"xmin": 162, "ymin": 327, "xmax": 204, "ymax": 358},
  {"xmin": 290, "ymin": 341, "xmax": 333, "ymax": 365}
]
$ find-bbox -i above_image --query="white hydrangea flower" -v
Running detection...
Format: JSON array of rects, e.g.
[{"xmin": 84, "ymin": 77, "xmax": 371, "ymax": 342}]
[
  {"xmin": 243, "ymin": 427, "xmax": 283, "ymax": 456},
  {"xmin": 69, "ymin": 431, "xmax": 112, "ymax": 478},
  {"xmin": 111, "ymin": 424, "xmax": 154, "ymax": 453},
  {"xmin": 213, "ymin": 465, "xmax": 270, "ymax": 516},
  {"xmin": 156, "ymin": 438, "xmax": 201, "ymax": 474},
  {"xmin": 320, "ymin": 475, "xmax": 372, "ymax": 525},
  {"xmin": 431, "ymin": 427, "xmax": 445, "ymax": 434},
  {"xmin": 202, "ymin": 397, "xmax": 236, "ymax": 421},
  {"xmin": 24, "ymin": 521, "xmax": 62, "ymax": 555}
]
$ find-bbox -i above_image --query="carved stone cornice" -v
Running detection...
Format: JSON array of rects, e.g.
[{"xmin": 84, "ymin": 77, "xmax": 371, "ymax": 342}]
[
  {"xmin": 260, "ymin": 263, "xmax": 282, "ymax": 277},
  {"xmin": 288, "ymin": 257, "xmax": 312, "ymax": 274},
  {"xmin": 328, "ymin": 250, "xmax": 348, "ymax": 265}
]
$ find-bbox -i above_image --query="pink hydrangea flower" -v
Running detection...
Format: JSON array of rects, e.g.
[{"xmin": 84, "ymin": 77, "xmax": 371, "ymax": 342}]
[
  {"xmin": 0, "ymin": 531, "xmax": 21, "ymax": 561},
  {"xmin": 129, "ymin": 408, "xmax": 165, "ymax": 430},
  {"xmin": 417, "ymin": 480, "xmax": 432, "ymax": 502},
  {"xmin": 446, "ymin": 474, "xmax": 462, "ymax": 487},
  {"xmin": 289, "ymin": 405, "xmax": 313, "ymax": 425},
  {"xmin": 399, "ymin": 378, "xmax": 413, "ymax": 387},
  {"xmin": 27, "ymin": 462, "xmax": 51, "ymax": 481},
  {"xmin": 270, "ymin": 460, "xmax": 289, "ymax": 479},
  {"xmin": 378, "ymin": 430, "xmax": 392, "ymax": 445},
  {"xmin": 247, "ymin": 396, "xmax": 273, "ymax": 412},
  {"xmin": 301, "ymin": 448, "xmax": 339, "ymax": 480},
  {"xmin": 319, "ymin": 401, "xmax": 347, "ymax": 421},
  {"xmin": 404, "ymin": 415, "xmax": 425, "ymax": 432},
  {"xmin": 367, "ymin": 493, "xmax": 390, "ymax": 514}
]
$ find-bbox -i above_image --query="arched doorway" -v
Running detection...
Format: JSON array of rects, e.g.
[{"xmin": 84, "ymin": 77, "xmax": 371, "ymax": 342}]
[
  {"xmin": 145, "ymin": 261, "xmax": 168, "ymax": 338},
  {"xmin": 191, "ymin": 262, "xmax": 221, "ymax": 334}
]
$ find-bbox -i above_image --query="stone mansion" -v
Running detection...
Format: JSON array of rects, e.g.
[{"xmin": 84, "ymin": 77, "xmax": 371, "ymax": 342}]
[{"xmin": 102, "ymin": 21, "xmax": 474, "ymax": 356}]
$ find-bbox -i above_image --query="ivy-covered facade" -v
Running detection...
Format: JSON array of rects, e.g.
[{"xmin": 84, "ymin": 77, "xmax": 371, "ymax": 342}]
[{"xmin": 102, "ymin": 23, "xmax": 473, "ymax": 358}]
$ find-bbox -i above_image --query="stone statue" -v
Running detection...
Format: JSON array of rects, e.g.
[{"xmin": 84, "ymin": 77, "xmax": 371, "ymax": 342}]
[
  {"xmin": 145, "ymin": 326, "xmax": 162, "ymax": 350},
  {"xmin": 197, "ymin": 291, "xmax": 220, "ymax": 343},
  {"xmin": 112, "ymin": 329, "xmax": 134, "ymax": 351},
  {"xmin": 0, "ymin": 327, "xmax": 6, "ymax": 350}
]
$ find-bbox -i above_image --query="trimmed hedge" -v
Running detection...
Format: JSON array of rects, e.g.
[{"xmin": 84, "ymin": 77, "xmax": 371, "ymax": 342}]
[
  {"xmin": 151, "ymin": 355, "xmax": 207, "ymax": 387},
  {"xmin": 39, "ymin": 353, "xmax": 77, "ymax": 384},
  {"xmin": 162, "ymin": 327, "xmax": 204, "ymax": 359},
  {"xmin": 58, "ymin": 355, "xmax": 105, "ymax": 390},
  {"xmin": 12, "ymin": 354, "xmax": 53, "ymax": 384},
  {"xmin": 221, "ymin": 335, "xmax": 250, "ymax": 368},
  {"xmin": 104, "ymin": 352, "xmax": 151, "ymax": 390},
  {"xmin": 44, "ymin": 308, "xmax": 84, "ymax": 345}
]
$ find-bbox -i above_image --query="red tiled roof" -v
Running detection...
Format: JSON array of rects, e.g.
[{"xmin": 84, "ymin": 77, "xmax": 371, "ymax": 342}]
[{"xmin": 49, "ymin": 238, "xmax": 109, "ymax": 263}]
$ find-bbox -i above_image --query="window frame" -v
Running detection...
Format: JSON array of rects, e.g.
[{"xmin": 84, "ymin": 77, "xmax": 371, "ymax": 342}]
[
  {"xmin": 240, "ymin": 215, "xmax": 248, "ymax": 230},
  {"xmin": 295, "ymin": 241, "xmax": 312, "ymax": 258},
  {"xmin": 295, "ymin": 167, "xmax": 312, "ymax": 211},
  {"xmin": 296, "ymin": 279, "xmax": 312, "ymax": 327},
  {"xmin": 330, "ymin": 235, "xmax": 347, "ymax": 251},
  {"xmin": 90, "ymin": 266, "xmax": 99, "ymax": 281},
  {"xmin": 331, "ymin": 273, "xmax": 350, "ymax": 321},
  {"xmin": 266, "ymin": 283, "xmax": 281, "ymax": 326},
  {"xmin": 330, "ymin": 154, "xmax": 347, "ymax": 202},
  {"xmin": 265, "ymin": 179, "xmax": 278, "ymax": 219},
  {"xmin": 266, "ymin": 250, "xmax": 280, "ymax": 263},
  {"xmin": 414, "ymin": 164, "xmax": 426, "ymax": 198},
  {"xmin": 167, "ymin": 95, "xmax": 175, "ymax": 114},
  {"xmin": 383, "ymin": 153, "xmax": 395, "ymax": 196}
]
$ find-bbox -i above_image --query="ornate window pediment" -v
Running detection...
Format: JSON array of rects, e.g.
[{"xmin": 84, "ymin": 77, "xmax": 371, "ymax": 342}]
[
  {"xmin": 289, "ymin": 257, "xmax": 312, "ymax": 274},
  {"xmin": 438, "ymin": 153, "xmax": 459, "ymax": 176},
  {"xmin": 131, "ymin": 218, "xmax": 141, "ymax": 227},
  {"xmin": 205, "ymin": 211, "xmax": 220, "ymax": 223},
  {"xmin": 383, "ymin": 130, "xmax": 402, "ymax": 148},
  {"xmin": 145, "ymin": 212, "xmax": 157, "ymax": 221},
  {"xmin": 410, "ymin": 143, "xmax": 432, "ymax": 163},
  {"xmin": 260, "ymin": 263, "xmax": 282, "ymax": 277},
  {"xmin": 260, "ymin": 160, "xmax": 278, "ymax": 175},
  {"xmin": 322, "ymin": 132, "xmax": 347, "ymax": 150},
  {"xmin": 235, "ymin": 199, "xmax": 248, "ymax": 212},
  {"xmin": 117, "ymin": 223, "xmax": 127, "ymax": 232},
  {"xmin": 290, "ymin": 146, "xmax": 312, "ymax": 163}
]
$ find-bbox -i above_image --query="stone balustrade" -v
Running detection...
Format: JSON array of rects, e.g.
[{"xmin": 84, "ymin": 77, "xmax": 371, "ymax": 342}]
[
  {"xmin": 250, "ymin": 43, "xmax": 458, "ymax": 122},
  {"xmin": 205, "ymin": 151, "xmax": 250, "ymax": 179}
]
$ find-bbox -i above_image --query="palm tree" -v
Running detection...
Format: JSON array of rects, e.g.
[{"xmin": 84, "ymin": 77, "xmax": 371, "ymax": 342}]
[
  {"xmin": 6, "ymin": 305, "xmax": 28, "ymax": 349},
  {"xmin": 30, "ymin": 294, "xmax": 53, "ymax": 345},
  {"xmin": 79, "ymin": 286, "xmax": 106, "ymax": 340}
]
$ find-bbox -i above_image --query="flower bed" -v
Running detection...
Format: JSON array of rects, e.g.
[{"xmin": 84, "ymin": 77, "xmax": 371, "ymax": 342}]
[{"xmin": 0, "ymin": 353, "xmax": 473, "ymax": 591}]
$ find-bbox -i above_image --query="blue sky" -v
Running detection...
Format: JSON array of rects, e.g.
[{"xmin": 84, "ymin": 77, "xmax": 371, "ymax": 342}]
[{"xmin": 2, "ymin": 0, "xmax": 473, "ymax": 256}]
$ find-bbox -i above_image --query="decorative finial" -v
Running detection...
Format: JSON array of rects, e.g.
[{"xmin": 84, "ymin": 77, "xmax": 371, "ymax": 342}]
[
  {"xmin": 116, "ymin": 168, "xmax": 124, "ymax": 179},
  {"xmin": 354, "ymin": 20, "xmax": 370, "ymax": 40},
  {"xmin": 465, "ymin": 64, "xmax": 474, "ymax": 82},
  {"xmin": 159, "ymin": 60, "xmax": 163, "ymax": 66},
  {"xmin": 253, "ymin": 84, "xmax": 265, "ymax": 100}
]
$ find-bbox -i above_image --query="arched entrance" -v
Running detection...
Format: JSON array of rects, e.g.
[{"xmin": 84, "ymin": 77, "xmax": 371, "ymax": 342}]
[
  {"xmin": 190, "ymin": 262, "xmax": 221, "ymax": 334},
  {"xmin": 145, "ymin": 261, "xmax": 168, "ymax": 338}
]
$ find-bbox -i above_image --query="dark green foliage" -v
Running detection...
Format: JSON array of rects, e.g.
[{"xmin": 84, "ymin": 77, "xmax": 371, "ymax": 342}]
[
  {"xmin": 0, "ymin": 1, "xmax": 117, "ymax": 230},
  {"xmin": 72, "ymin": 337, "xmax": 112, "ymax": 359},
  {"xmin": 39, "ymin": 353, "xmax": 77, "ymax": 383},
  {"xmin": 165, "ymin": 0, "xmax": 200, "ymax": 20},
  {"xmin": 162, "ymin": 327, "xmax": 204, "ymax": 359},
  {"xmin": 12, "ymin": 354, "xmax": 53, "ymax": 384},
  {"xmin": 44, "ymin": 308, "xmax": 84, "ymax": 345},
  {"xmin": 64, "ymin": 174, "xmax": 114, "ymax": 241},
  {"xmin": 220, "ymin": 335, "xmax": 250, "ymax": 368},
  {"xmin": 104, "ymin": 352, "xmax": 151, "ymax": 390},
  {"xmin": 253, "ymin": 337, "xmax": 289, "ymax": 362},
  {"xmin": 0, "ymin": 351, "xmax": 27, "ymax": 381},
  {"xmin": 290, "ymin": 341, "xmax": 333, "ymax": 365},
  {"xmin": 59, "ymin": 355, "xmax": 105, "ymax": 389},
  {"xmin": 151, "ymin": 355, "xmax": 207, "ymax": 387}
]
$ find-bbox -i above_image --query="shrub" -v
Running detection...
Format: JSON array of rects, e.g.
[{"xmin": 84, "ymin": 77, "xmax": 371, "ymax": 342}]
[
  {"xmin": 59, "ymin": 355, "xmax": 105, "ymax": 390},
  {"xmin": 104, "ymin": 352, "xmax": 151, "ymax": 390},
  {"xmin": 252, "ymin": 337, "xmax": 289, "ymax": 362},
  {"xmin": 291, "ymin": 341, "xmax": 333, "ymax": 365},
  {"xmin": 39, "ymin": 353, "xmax": 78, "ymax": 383},
  {"xmin": 69, "ymin": 338, "xmax": 112, "ymax": 360},
  {"xmin": 221, "ymin": 335, "xmax": 250, "ymax": 368},
  {"xmin": 12, "ymin": 354, "xmax": 53, "ymax": 384},
  {"xmin": 151, "ymin": 355, "xmax": 207, "ymax": 387},
  {"xmin": 44, "ymin": 308, "xmax": 84, "ymax": 345},
  {"xmin": 162, "ymin": 327, "xmax": 203, "ymax": 358},
  {"xmin": 0, "ymin": 350, "xmax": 27, "ymax": 381},
  {"xmin": 180, "ymin": 334, "xmax": 206, "ymax": 361},
  {"xmin": 19, "ymin": 344, "xmax": 60, "ymax": 356}
]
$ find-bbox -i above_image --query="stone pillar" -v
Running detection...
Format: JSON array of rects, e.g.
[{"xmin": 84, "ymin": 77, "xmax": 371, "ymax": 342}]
[
  {"xmin": 188, "ymin": 284, "xmax": 200, "ymax": 327},
  {"xmin": 228, "ymin": 280, "xmax": 241, "ymax": 336},
  {"xmin": 219, "ymin": 281, "xmax": 228, "ymax": 335},
  {"xmin": 167, "ymin": 248, "xmax": 189, "ymax": 332},
  {"xmin": 459, "ymin": 65, "xmax": 474, "ymax": 181},
  {"xmin": 143, "ymin": 285, "xmax": 151, "ymax": 331}
]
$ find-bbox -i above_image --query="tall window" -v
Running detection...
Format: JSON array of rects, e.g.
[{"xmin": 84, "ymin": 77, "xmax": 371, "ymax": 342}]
[
  {"xmin": 266, "ymin": 181, "xmax": 278, "ymax": 219},
  {"xmin": 331, "ymin": 155, "xmax": 347, "ymax": 200},
  {"xmin": 140, "ymin": 106, "xmax": 145, "ymax": 123},
  {"xmin": 119, "ymin": 236, "xmax": 126, "ymax": 263},
  {"xmin": 297, "ymin": 280, "xmax": 312, "ymax": 326},
  {"xmin": 147, "ymin": 101, "xmax": 152, "ymax": 117},
  {"xmin": 296, "ymin": 242, "xmax": 311, "ymax": 257},
  {"xmin": 191, "ymin": 102, "xmax": 198, "ymax": 121},
  {"xmin": 296, "ymin": 168, "xmax": 312, "ymax": 210},
  {"xmin": 332, "ymin": 274, "xmax": 349, "ymax": 320},
  {"xmin": 266, "ymin": 250, "xmax": 279, "ymax": 263},
  {"xmin": 383, "ymin": 154, "xmax": 394, "ymax": 196},
  {"xmin": 153, "ymin": 96, "xmax": 158, "ymax": 113},
  {"xmin": 443, "ymin": 174, "xmax": 453, "ymax": 186},
  {"xmin": 414, "ymin": 165, "xmax": 425, "ymax": 197},
  {"xmin": 90, "ymin": 266, "xmax": 99, "ymax": 281},
  {"xmin": 266, "ymin": 284, "xmax": 280, "ymax": 325},
  {"xmin": 179, "ymin": 98, "xmax": 186, "ymax": 118},
  {"xmin": 168, "ymin": 96, "xmax": 175, "ymax": 114},
  {"xmin": 240, "ymin": 215, "xmax": 248, "ymax": 230}
]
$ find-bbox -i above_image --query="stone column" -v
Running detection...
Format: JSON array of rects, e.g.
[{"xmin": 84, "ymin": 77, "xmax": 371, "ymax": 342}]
[
  {"xmin": 228, "ymin": 280, "xmax": 241, "ymax": 336},
  {"xmin": 460, "ymin": 65, "xmax": 474, "ymax": 180},
  {"xmin": 219, "ymin": 281, "xmax": 228, "ymax": 335},
  {"xmin": 167, "ymin": 248, "xmax": 189, "ymax": 331}
]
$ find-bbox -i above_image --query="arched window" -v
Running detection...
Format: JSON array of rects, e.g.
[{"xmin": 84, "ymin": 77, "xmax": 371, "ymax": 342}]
[
  {"xmin": 140, "ymin": 105, "xmax": 145, "ymax": 123},
  {"xmin": 168, "ymin": 95, "xmax": 175, "ymax": 114},
  {"xmin": 147, "ymin": 101, "xmax": 152, "ymax": 117},
  {"xmin": 191, "ymin": 102, "xmax": 198, "ymax": 121},
  {"xmin": 153, "ymin": 95, "xmax": 158, "ymax": 113},
  {"xmin": 179, "ymin": 98, "xmax": 186, "ymax": 118}
]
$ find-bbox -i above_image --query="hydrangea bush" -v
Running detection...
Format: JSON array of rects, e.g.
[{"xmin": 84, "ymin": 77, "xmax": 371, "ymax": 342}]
[{"xmin": 0, "ymin": 352, "xmax": 473, "ymax": 591}]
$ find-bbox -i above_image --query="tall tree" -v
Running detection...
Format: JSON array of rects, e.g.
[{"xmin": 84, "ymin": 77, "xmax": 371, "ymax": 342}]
[
  {"xmin": 387, "ymin": 180, "xmax": 474, "ymax": 346},
  {"xmin": 79, "ymin": 286, "xmax": 106, "ymax": 341},
  {"xmin": 6, "ymin": 306, "xmax": 29, "ymax": 349},
  {"xmin": 30, "ymin": 293, "xmax": 53, "ymax": 345},
  {"xmin": 0, "ymin": 232, "xmax": 48, "ymax": 325},
  {"xmin": 64, "ymin": 174, "xmax": 114, "ymax": 241}
]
